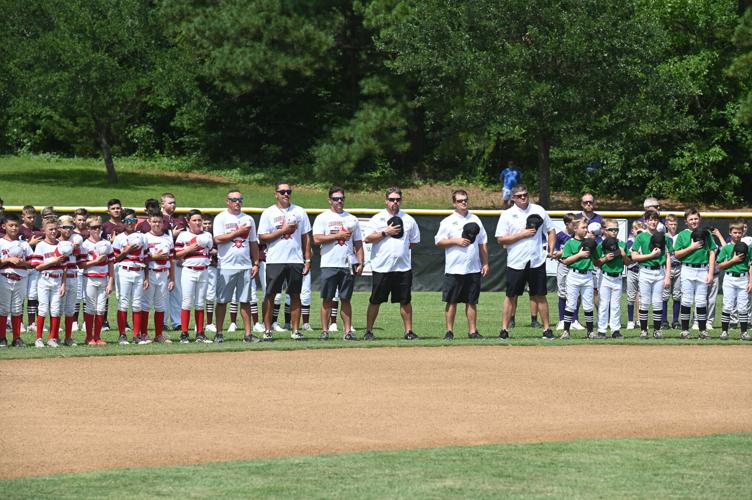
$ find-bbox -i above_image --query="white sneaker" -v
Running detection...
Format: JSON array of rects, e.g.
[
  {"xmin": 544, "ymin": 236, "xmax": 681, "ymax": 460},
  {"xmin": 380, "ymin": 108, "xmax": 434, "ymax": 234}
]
[
  {"xmin": 101, "ymin": 323, "xmax": 110, "ymax": 332},
  {"xmin": 349, "ymin": 326, "xmax": 357, "ymax": 333},
  {"xmin": 227, "ymin": 322, "xmax": 238, "ymax": 333},
  {"xmin": 328, "ymin": 323, "xmax": 339, "ymax": 332},
  {"xmin": 571, "ymin": 321, "xmax": 585, "ymax": 331},
  {"xmin": 556, "ymin": 320, "xmax": 565, "ymax": 331},
  {"xmin": 205, "ymin": 324, "xmax": 217, "ymax": 333},
  {"xmin": 302, "ymin": 323, "xmax": 313, "ymax": 331},
  {"xmin": 272, "ymin": 322, "xmax": 286, "ymax": 332},
  {"xmin": 706, "ymin": 324, "xmax": 714, "ymax": 331},
  {"xmin": 692, "ymin": 322, "xmax": 699, "ymax": 331},
  {"xmin": 71, "ymin": 321, "xmax": 79, "ymax": 332},
  {"xmin": 35, "ymin": 338, "xmax": 45, "ymax": 348},
  {"xmin": 19, "ymin": 322, "xmax": 26, "ymax": 333},
  {"xmin": 253, "ymin": 322, "xmax": 265, "ymax": 333},
  {"xmin": 626, "ymin": 321, "xmax": 635, "ymax": 330},
  {"xmin": 47, "ymin": 338, "xmax": 59, "ymax": 348}
]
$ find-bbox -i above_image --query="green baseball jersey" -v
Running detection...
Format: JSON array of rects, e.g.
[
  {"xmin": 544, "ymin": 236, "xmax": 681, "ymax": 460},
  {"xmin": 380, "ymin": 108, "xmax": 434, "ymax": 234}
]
[
  {"xmin": 632, "ymin": 230, "xmax": 673, "ymax": 267},
  {"xmin": 674, "ymin": 228, "xmax": 717, "ymax": 264},
  {"xmin": 596, "ymin": 240, "xmax": 627, "ymax": 274},
  {"xmin": 562, "ymin": 238, "xmax": 594, "ymax": 271},
  {"xmin": 717, "ymin": 243, "xmax": 752, "ymax": 274}
]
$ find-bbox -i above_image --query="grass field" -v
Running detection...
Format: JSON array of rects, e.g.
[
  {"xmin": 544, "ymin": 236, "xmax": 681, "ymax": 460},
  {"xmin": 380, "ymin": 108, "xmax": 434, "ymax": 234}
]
[{"xmin": 2, "ymin": 433, "xmax": 750, "ymax": 499}]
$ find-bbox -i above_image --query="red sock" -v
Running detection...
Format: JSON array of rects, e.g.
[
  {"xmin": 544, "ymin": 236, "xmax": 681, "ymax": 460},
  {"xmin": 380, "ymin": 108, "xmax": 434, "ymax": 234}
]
[
  {"xmin": 140, "ymin": 311, "xmax": 149, "ymax": 336},
  {"xmin": 117, "ymin": 310, "xmax": 127, "ymax": 334},
  {"xmin": 0, "ymin": 315, "xmax": 7, "ymax": 341},
  {"xmin": 50, "ymin": 316, "xmax": 61, "ymax": 341},
  {"xmin": 64, "ymin": 316, "xmax": 74, "ymax": 340},
  {"xmin": 155, "ymin": 311, "xmax": 165, "ymax": 338},
  {"xmin": 181, "ymin": 309, "xmax": 191, "ymax": 334},
  {"xmin": 132, "ymin": 311, "xmax": 143, "ymax": 338},
  {"xmin": 195, "ymin": 310, "xmax": 205, "ymax": 334},
  {"xmin": 36, "ymin": 316, "xmax": 45, "ymax": 339},
  {"xmin": 94, "ymin": 314, "xmax": 104, "ymax": 341},
  {"xmin": 11, "ymin": 315, "xmax": 22, "ymax": 340},
  {"xmin": 84, "ymin": 313, "xmax": 94, "ymax": 343}
]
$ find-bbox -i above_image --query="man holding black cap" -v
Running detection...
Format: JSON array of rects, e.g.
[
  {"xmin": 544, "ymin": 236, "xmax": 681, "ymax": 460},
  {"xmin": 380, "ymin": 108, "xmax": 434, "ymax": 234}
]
[
  {"xmin": 435, "ymin": 190, "xmax": 489, "ymax": 340},
  {"xmin": 364, "ymin": 187, "xmax": 421, "ymax": 340},
  {"xmin": 495, "ymin": 184, "xmax": 556, "ymax": 339}
]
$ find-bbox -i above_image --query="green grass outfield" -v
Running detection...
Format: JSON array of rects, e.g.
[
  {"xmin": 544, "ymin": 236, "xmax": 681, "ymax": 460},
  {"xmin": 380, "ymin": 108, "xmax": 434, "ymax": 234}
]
[
  {"xmin": 2, "ymin": 433, "xmax": 750, "ymax": 499},
  {"xmin": 0, "ymin": 291, "xmax": 745, "ymax": 361}
]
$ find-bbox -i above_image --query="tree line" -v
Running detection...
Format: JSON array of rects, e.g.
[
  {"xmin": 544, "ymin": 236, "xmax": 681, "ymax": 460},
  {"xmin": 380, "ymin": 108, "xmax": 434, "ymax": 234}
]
[{"xmin": 1, "ymin": 0, "xmax": 750, "ymax": 206}]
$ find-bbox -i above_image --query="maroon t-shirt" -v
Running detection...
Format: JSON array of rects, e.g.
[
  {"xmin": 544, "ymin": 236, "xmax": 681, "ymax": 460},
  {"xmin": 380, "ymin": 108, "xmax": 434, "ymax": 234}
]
[{"xmin": 102, "ymin": 220, "xmax": 125, "ymax": 241}]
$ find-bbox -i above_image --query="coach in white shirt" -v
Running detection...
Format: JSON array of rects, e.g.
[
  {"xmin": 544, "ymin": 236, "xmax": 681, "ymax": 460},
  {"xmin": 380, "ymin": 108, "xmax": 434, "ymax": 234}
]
[
  {"xmin": 212, "ymin": 190, "xmax": 260, "ymax": 343},
  {"xmin": 495, "ymin": 184, "xmax": 556, "ymax": 340},
  {"xmin": 434, "ymin": 189, "xmax": 489, "ymax": 340}
]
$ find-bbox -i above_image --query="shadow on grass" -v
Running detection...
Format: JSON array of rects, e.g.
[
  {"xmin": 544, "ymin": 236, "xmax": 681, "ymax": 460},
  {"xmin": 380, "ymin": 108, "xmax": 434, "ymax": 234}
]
[{"xmin": 2, "ymin": 166, "xmax": 228, "ymax": 189}]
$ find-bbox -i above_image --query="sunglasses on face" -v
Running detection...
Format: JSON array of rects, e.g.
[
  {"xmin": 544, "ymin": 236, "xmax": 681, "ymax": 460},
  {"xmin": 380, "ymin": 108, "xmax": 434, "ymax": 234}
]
[
  {"xmin": 123, "ymin": 218, "xmax": 137, "ymax": 224},
  {"xmin": 582, "ymin": 200, "xmax": 594, "ymax": 205},
  {"xmin": 61, "ymin": 225, "xmax": 75, "ymax": 230},
  {"xmin": 227, "ymin": 197, "xmax": 244, "ymax": 203},
  {"xmin": 387, "ymin": 197, "xmax": 402, "ymax": 202},
  {"xmin": 513, "ymin": 193, "xmax": 529, "ymax": 199},
  {"xmin": 277, "ymin": 189, "xmax": 292, "ymax": 195},
  {"xmin": 88, "ymin": 225, "xmax": 102, "ymax": 230},
  {"xmin": 330, "ymin": 196, "xmax": 344, "ymax": 202},
  {"xmin": 454, "ymin": 198, "xmax": 468, "ymax": 204},
  {"xmin": 647, "ymin": 204, "xmax": 661, "ymax": 210},
  {"xmin": 605, "ymin": 228, "xmax": 619, "ymax": 232}
]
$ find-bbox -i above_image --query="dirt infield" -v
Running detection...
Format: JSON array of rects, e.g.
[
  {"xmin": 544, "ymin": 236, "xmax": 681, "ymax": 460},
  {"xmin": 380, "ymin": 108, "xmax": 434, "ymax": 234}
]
[{"xmin": 1, "ymin": 345, "xmax": 751, "ymax": 479}]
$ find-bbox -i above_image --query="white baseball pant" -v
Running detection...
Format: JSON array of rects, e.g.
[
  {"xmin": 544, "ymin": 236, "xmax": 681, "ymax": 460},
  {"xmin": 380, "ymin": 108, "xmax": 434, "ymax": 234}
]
[
  {"xmin": 722, "ymin": 274, "xmax": 750, "ymax": 324},
  {"xmin": 0, "ymin": 274, "xmax": 28, "ymax": 316},
  {"xmin": 181, "ymin": 267, "xmax": 208, "ymax": 310},
  {"xmin": 62, "ymin": 276, "xmax": 78, "ymax": 316},
  {"xmin": 117, "ymin": 268, "xmax": 144, "ymax": 312},
  {"xmin": 84, "ymin": 276, "xmax": 108, "ymax": 315},
  {"xmin": 37, "ymin": 273, "xmax": 64, "ymax": 317},
  {"xmin": 597, "ymin": 274, "xmax": 622, "ymax": 333},
  {"xmin": 143, "ymin": 270, "xmax": 169, "ymax": 312}
]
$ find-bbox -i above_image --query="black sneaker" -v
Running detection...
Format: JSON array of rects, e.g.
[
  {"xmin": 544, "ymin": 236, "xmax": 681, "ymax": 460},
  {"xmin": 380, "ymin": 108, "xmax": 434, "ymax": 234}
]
[
  {"xmin": 596, "ymin": 332, "xmax": 607, "ymax": 339},
  {"xmin": 611, "ymin": 330, "xmax": 623, "ymax": 339},
  {"xmin": 542, "ymin": 329, "xmax": 555, "ymax": 340},
  {"xmin": 343, "ymin": 332, "xmax": 357, "ymax": 341},
  {"xmin": 660, "ymin": 321, "xmax": 670, "ymax": 330},
  {"xmin": 243, "ymin": 334, "xmax": 261, "ymax": 343},
  {"xmin": 319, "ymin": 331, "xmax": 329, "ymax": 341},
  {"xmin": 213, "ymin": 333, "xmax": 224, "ymax": 344},
  {"xmin": 11, "ymin": 337, "xmax": 25, "ymax": 348},
  {"xmin": 404, "ymin": 331, "xmax": 419, "ymax": 340},
  {"xmin": 63, "ymin": 337, "xmax": 77, "ymax": 347},
  {"xmin": 508, "ymin": 318, "xmax": 516, "ymax": 329},
  {"xmin": 262, "ymin": 331, "xmax": 274, "ymax": 342},
  {"xmin": 0, "ymin": 338, "xmax": 7, "ymax": 348},
  {"xmin": 195, "ymin": 333, "xmax": 211, "ymax": 343},
  {"xmin": 499, "ymin": 329, "xmax": 509, "ymax": 339},
  {"xmin": 444, "ymin": 330, "xmax": 454, "ymax": 340},
  {"xmin": 671, "ymin": 321, "xmax": 680, "ymax": 330},
  {"xmin": 179, "ymin": 332, "xmax": 190, "ymax": 344},
  {"xmin": 468, "ymin": 331, "xmax": 484, "ymax": 339},
  {"xmin": 363, "ymin": 331, "xmax": 375, "ymax": 341},
  {"xmin": 531, "ymin": 319, "xmax": 541, "ymax": 329},
  {"xmin": 118, "ymin": 334, "xmax": 129, "ymax": 345}
]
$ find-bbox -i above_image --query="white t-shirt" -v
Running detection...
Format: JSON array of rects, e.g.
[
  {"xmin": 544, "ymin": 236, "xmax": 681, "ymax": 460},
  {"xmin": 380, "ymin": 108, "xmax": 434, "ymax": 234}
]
[
  {"xmin": 434, "ymin": 211, "xmax": 487, "ymax": 274},
  {"xmin": 312, "ymin": 209, "xmax": 362, "ymax": 268},
  {"xmin": 258, "ymin": 204, "xmax": 311, "ymax": 264},
  {"xmin": 494, "ymin": 202, "xmax": 553, "ymax": 270},
  {"xmin": 112, "ymin": 232, "xmax": 147, "ymax": 268},
  {"xmin": 143, "ymin": 232, "xmax": 175, "ymax": 271},
  {"xmin": 176, "ymin": 231, "xmax": 213, "ymax": 268},
  {"xmin": 213, "ymin": 210, "xmax": 257, "ymax": 270},
  {"xmin": 0, "ymin": 238, "xmax": 33, "ymax": 278},
  {"xmin": 81, "ymin": 239, "xmax": 114, "ymax": 276},
  {"xmin": 367, "ymin": 209, "xmax": 420, "ymax": 273}
]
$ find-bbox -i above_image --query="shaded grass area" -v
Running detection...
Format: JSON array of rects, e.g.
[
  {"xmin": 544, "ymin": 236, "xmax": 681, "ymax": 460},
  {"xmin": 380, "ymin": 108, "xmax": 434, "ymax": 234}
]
[
  {"xmin": 0, "ymin": 291, "xmax": 745, "ymax": 361},
  {"xmin": 2, "ymin": 433, "xmax": 750, "ymax": 499}
]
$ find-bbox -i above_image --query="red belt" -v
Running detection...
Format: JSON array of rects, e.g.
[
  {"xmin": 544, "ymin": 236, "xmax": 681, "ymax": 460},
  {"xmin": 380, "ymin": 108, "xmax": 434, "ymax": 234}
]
[
  {"xmin": 84, "ymin": 273, "xmax": 109, "ymax": 278},
  {"xmin": 185, "ymin": 265, "xmax": 207, "ymax": 270},
  {"xmin": 3, "ymin": 273, "xmax": 22, "ymax": 281},
  {"xmin": 42, "ymin": 272, "xmax": 62, "ymax": 279},
  {"xmin": 149, "ymin": 268, "xmax": 169, "ymax": 273},
  {"xmin": 65, "ymin": 273, "xmax": 77, "ymax": 279},
  {"xmin": 121, "ymin": 266, "xmax": 144, "ymax": 272}
]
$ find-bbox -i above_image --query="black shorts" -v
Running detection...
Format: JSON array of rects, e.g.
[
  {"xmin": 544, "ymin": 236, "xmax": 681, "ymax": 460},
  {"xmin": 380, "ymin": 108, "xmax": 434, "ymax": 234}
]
[
  {"xmin": 369, "ymin": 271, "xmax": 412, "ymax": 305},
  {"xmin": 320, "ymin": 268, "xmax": 354, "ymax": 300},
  {"xmin": 265, "ymin": 263, "xmax": 304, "ymax": 297},
  {"xmin": 506, "ymin": 263, "xmax": 547, "ymax": 297},
  {"xmin": 442, "ymin": 273, "xmax": 481, "ymax": 304}
]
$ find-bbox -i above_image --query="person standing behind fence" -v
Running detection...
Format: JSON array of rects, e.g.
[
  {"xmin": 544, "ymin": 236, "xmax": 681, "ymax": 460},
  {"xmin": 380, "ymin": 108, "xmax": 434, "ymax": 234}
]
[
  {"xmin": 499, "ymin": 160, "xmax": 522, "ymax": 210},
  {"xmin": 495, "ymin": 184, "xmax": 556, "ymax": 340}
]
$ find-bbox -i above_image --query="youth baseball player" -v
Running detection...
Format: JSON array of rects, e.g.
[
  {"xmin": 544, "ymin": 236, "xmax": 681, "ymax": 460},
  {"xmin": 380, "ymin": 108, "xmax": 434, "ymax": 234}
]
[
  {"xmin": 717, "ymin": 222, "xmax": 751, "ymax": 341},
  {"xmin": 20, "ymin": 205, "xmax": 43, "ymax": 332},
  {"xmin": 0, "ymin": 214, "xmax": 34, "ymax": 347},
  {"xmin": 559, "ymin": 219, "xmax": 597, "ymax": 339},
  {"xmin": 595, "ymin": 219, "xmax": 628, "ymax": 339},
  {"xmin": 142, "ymin": 212, "xmax": 176, "ymax": 344},
  {"xmin": 58, "ymin": 216, "xmax": 84, "ymax": 346},
  {"xmin": 662, "ymin": 214, "xmax": 682, "ymax": 329},
  {"xmin": 176, "ymin": 210, "xmax": 213, "ymax": 343},
  {"xmin": 30, "ymin": 219, "xmax": 68, "ymax": 347},
  {"xmin": 112, "ymin": 209, "xmax": 149, "ymax": 345},
  {"xmin": 80, "ymin": 216, "xmax": 114, "ymax": 345}
]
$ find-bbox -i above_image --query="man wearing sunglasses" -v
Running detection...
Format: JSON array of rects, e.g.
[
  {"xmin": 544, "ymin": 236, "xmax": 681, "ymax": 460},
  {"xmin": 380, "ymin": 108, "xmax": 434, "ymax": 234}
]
[
  {"xmin": 212, "ymin": 190, "xmax": 260, "ymax": 343},
  {"xmin": 495, "ymin": 184, "xmax": 556, "ymax": 340},
  {"xmin": 576, "ymin": 193, "xmax": 603, "ymax": 226},
  {"xmin": 364, "ymin": 187, "xmax": 421, "ymax": 340},
  {"xmin": 259, "ymin": 182, "xmax": 312, "ymax": 341}
]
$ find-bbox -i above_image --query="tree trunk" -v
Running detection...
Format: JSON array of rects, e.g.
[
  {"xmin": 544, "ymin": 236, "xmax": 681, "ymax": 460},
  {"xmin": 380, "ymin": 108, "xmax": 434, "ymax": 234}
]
[
  {"xmin": 97, "ymin": 124, "xmax": 118, "ymax": 184},
  {"xmin": 536, "ymin": 134, "xmax": 551, "ymax": 209}
]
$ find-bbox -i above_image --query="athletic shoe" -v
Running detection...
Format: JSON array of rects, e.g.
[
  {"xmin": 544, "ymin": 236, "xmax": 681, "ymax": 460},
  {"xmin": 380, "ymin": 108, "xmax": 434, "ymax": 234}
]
[
  {"xmin": 227, "ymin": 322, "xmax": 238, "ymax": 333},
  {"xmin": 542, "ymin": 329, "xmax": 555, "ymax": 340},
  {"xmin": 699, "ymin": 331, "xmax": 710, "ymax": 340},
  {"xmin": 19, "ymin": 322, "xmax": 26, "ymax": 333},
  {"xmin": 653, "ymin": 330, "xmax": 663, "ymax": 339},
  {"xmin": 587, "ymin": 332, "xmax": 597, "ymax": 340},
  {"xmin": 170, "ymin": 324, "xmax": 181, "ymax": 332},
  {"xmin": 559, "ymin": 331, "xmax": 570, "ymax": 340},
  {"xmin": 125, "ymin": 323, "xmax": 132, "ymax": 333},
  {"xmin": 444, "ymin": 330, "xmax": 454, "ymax": 340},
  {"xmin": 498, "ymin": 329, "xmax": 509, "ymax": 339},
  {"xmin": 71, "ymin": 321, "xmax": 79, "ymax": 332},
  {"xmin": 596, "ymin": 332, "xmax": 607, "ymax": 339},
  {"xmin": 319, "ymin": 331, "xmax": 329, "ymax": 341},
  {"xmin": 680, "ymin": 330, "xmax": 690, "ymax": 339},
  {"xmin": 180, "ymin": 332, "xmax": 190, "ymax": 344},
  {"xmin": 508, "ymin": 318, "xmax": 516, "ymax": 328},
  {"xmin": 626, "ymin": 321, "xmax": 635, "ymax": 330},
  {"xmin": 706, "ymin": 324, "xmax": 714, "ymax": 331},
  {"xmin": 262, "ymin": 332, "xmax": 274, "ymax": 342},
  {"xmin": 35, "ymin": 338, "xmax": 45, "ymax": 348},
  {"xmin": 11, "ymin": 337, "xmax": 26, "ymax": 347},
  {"xmin": 283, "ymin": 323, "xmax": 292, "ymax": 331},
  {"xmin": 195, "ymin": 333, "xmax": 212, "ymax": 344},
  {"xmin": 571, "ymin": 321, "xmax": 585, "ymax": 331},
  {"xmin": 138, "ymin": 336, "xmax": 152, "ymax": 345},
  {"xmin": 0, "ymin": 338, "xmax": 7, "ymax": 348},
  {"xmin": 101, "ymin": 321, "xmax": 110, "ymax": 332},
  {"xmin": 63, "ymin": 338, "xmax": 77, "ymax": 347},
  {"xmin": 720, "ymin": 331, "xmax": 729, "ymax": 340},
  {"xmin": 343, "ymin": 332, "xmax": 357, "ymax": 341},
  {"xmin": 302, "ymin": 323, "xmax": 313, "ymax": 331},
  {"xmin": 205, "ymin": 324, "xmax": 217, "ymax": 333},
  {"xmin": 611, "ymin": 331, "xmax": 623, "ymax": 339},
  {"xmin": 468, "ymin": 331, "xmax": 484, "ymax": 339},
  {"xmin": 243, "ymin": 334, "xmax": 261, "ymax": 343},
  {"xmin": 272, "ymin": 322, "xmax": 286, "ymax": 333},
  {"xmin": 741, "ymin": 332, "xmax": 751, "ymax": 341},
  {"xmin": 95, "ymin": 340, "xmax": 108, "ymax": 345},
  {"xmin": 404, "ymin": 330, "xmax": 419, "ymax": 340},
  {"xmin": 692, "ymin": 322, "xmax": 699, "ymax": 331},
  {"xmin": 671, "ymin": 321, "xmax": 681, "ymax": 330},
  {"xmin": 291, "ymin": 331, "xmax": 305, "ymax": 341},
  {"xmin": 328, "ymin": 323, "xmax": 339, "ymax": 332},
  {"xmin": 556, "ymin": 321, "xmax": 565, "ymax": 331},
  {"xmin": 132, "ymin": 336, "xmax": 140, "ymax": 344},
  {"xmin": 639, "ymin": 330, "xmax": 648, "ymax": 340},
  {"xmin": 118, "ymin": 335, "xmax": 129, "ymax": 345},
  {"xmin": 253, "ymin": 322, "xmax": 266, "ymax": 333},
  {"xmin": 213, "ymin": 333, "xmax": 225, "ymax": 344},
  {"xmin": 47, "ymin": 338, "xmax": 59, "ymax": 348},
  {"xmin": 660, "ymin": 321, "xmax": 670, "ymax": 330},
  {"xmin": 363, "ymin": 331, "xmax": 375, "ymax": 341},
  {"xmin": 530, "ymin": 319, "xmax": 541, "ymax": 329}
]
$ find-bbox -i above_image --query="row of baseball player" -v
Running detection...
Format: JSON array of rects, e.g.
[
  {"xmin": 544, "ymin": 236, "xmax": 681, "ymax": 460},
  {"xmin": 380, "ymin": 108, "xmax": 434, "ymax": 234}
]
[{"xmin": 0, "ymin": 184, "xmax": 750, "ymax": 347}]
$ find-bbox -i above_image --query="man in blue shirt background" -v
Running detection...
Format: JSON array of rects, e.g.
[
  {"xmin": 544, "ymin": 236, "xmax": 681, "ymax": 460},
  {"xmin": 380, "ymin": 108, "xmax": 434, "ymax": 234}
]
[{"xmin": 500, "ymin": 160, "xmax": 522, "ymax": 209}]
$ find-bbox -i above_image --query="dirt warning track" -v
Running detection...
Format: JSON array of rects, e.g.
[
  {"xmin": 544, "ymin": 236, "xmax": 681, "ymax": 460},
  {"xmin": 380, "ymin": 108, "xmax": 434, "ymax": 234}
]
[{"xmin": 1, "ymin": 345, "xmax": 750, "ymax": 479}]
